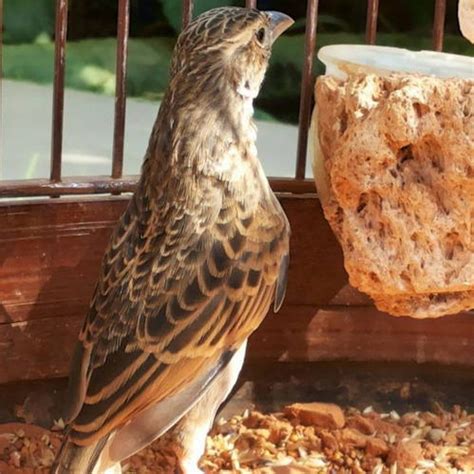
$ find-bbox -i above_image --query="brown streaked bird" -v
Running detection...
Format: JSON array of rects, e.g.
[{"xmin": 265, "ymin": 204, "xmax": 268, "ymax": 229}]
[{"xmin": 52, "ymin": 7, "xmax": 292, "ymax": 474}]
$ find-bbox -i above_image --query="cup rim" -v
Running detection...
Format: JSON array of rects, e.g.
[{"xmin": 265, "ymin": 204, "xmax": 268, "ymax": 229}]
[{"xmin": 317, "ymin": 44, "xmax": 474, "ymax": 79}]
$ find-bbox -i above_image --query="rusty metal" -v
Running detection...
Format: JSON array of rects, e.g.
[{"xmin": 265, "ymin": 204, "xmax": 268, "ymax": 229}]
[
  {"xmin": 0, "ymin": 0, "xmax": 3, "ymax": 152},
  {"xmin": 50, "ymin": 0, "xmax": 68, "ymax": 182},
  {"xmin": 0, "ymin": 177, "xmax": 138, "ymax": 198},
  {"xmin": 433, "ymin": 0, "xmax": 446, "ymax": 51},
  {"xmin": 246, "ymin": 0, "xmax": 257, "ymax": 8},
  {"xmin": 295, "ymin": 0, "xmax": 319, "ymax": 180},
  {"xmin": 0, "ymin": 177, "xmax": 315, "ymax": 199},
  {"xmin": 111, "ymin": 0, "xmax": 130, "ymax": 179},
  {"xmin": 365, "ymin": 0, "xmax": 379, "ymax": 44},
  {"xmin": 182, "ymin": 0, "xmax": 194, "ymax": 29}
]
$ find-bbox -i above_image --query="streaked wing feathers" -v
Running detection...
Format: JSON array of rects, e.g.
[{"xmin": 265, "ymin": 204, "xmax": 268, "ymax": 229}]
[{"xmin": 66, "ymin": 184, "xmax": 289, "ymax": 446}]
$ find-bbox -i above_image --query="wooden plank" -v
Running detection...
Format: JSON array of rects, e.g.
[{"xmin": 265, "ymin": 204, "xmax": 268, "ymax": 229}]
[
  {"xmin": 247, "ymin": 306, "xmax": 474, "ymax": 366},
  {"xmin": 1, "ymin": 195, "xmax": 470, "ymax": 385},
  {"xmin": 0, "ymin": 195, "xmax": 357, "ymax": 325},
  {"xmin": 0, "ymin": 305, "xmax": 472, "ymax": 384},
  {"xmin": 3, "ymin": 361, "xmax": 473, "ymax": 428},
  {"xmin": 281, "ymin": 195, "xmax": 355, "ymax": 306},
  {"xmin": 0, "ymin": 197, "xmax": 128, "ymax": 324},
  {"xmin": 0, "ymin": 316, "xmax": 82, "ymax": 383}
]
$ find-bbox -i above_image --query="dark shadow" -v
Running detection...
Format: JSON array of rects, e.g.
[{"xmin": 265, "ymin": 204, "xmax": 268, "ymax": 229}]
[{"xmin": 0, "ymin": 200, "xmax": 117, "ymax": 426}]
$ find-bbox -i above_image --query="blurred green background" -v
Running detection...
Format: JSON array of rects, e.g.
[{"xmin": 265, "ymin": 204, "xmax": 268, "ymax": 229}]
[{"xmin": 3, "ymin": 0, "xmax": 473, "ymax": 123}]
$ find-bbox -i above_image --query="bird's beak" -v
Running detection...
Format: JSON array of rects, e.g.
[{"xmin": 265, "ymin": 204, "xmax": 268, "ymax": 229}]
[{"xmin": 266, "ymin": 11, "xmax": 294, "ymax": 43}]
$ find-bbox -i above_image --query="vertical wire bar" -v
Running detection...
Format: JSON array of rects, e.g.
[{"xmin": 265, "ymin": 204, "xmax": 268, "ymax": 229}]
[
  {"xmin": 50, "ymin": 0, "xmax": 68, "ymax": 182},
  {"xmin": 432, "ymin": 0, "xmax": 446, "ymax": 51},
  {"xmin": 365, "ymin": 0, "xmax": 379, "ymax": 44},
  {"xmin": 182, "ymin": 0, "xmax": 194, "ymax": 29},
  {"xmin": 295, "ymin": 0, "xmax": 319, "ymax": 180},
  {"xmin": 111, "ymin": 0, "xmax": 130, "ymax": 179},
  {"xmin": 246, "ymin": 0, "xmax": 257, "ymax": 8},
  {"xmin": 0, "ymin": 0, "xmax": 3, "ymax": 178}
]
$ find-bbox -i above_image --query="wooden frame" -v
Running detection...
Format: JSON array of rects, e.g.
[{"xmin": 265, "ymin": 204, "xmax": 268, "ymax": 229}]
[{"xmin": 1, "ymin": 194, "xmax": 472, "ymax": 385}]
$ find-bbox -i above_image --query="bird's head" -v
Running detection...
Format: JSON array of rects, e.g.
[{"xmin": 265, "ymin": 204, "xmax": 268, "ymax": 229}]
[
  {"xmin": 147, "ymin": 7, "xmax": 294, "ymax": 178},
  {"xmin": 169, "ymin": 7, "xmax": 294, "ymax": 107}
]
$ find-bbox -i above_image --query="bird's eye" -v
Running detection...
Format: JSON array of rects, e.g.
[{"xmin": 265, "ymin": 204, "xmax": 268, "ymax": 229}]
[{"xmin": 255, "ymin": 28, "xmax": 266, "ymax": 44}]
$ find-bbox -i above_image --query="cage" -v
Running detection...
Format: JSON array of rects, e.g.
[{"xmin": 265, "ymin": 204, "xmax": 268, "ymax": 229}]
[{"xmin": 0, "ymin": 0, "xmax": 473, "ymax": 472}]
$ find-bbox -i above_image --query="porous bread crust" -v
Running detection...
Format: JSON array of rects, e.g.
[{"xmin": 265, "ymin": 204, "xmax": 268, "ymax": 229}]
[{"xmin": 314, "ymin": 73, "xmax": 474, "ymax": 318}]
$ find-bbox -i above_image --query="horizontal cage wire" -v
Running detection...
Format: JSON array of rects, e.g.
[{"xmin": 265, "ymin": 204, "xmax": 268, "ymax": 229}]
[{"xmin": 0, "ymin": 0, "xmax": 450, "ymax": 199}]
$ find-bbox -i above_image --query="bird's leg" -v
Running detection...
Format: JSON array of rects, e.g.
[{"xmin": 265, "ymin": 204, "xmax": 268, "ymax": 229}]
[
  {"xmin": 90, "ymin": 458, "xmax": 122, "ymax": 474},
  {"xmin": 167, "ymin": 341, "xmax": 247, "ymax": 474},
  {"xmin": 102, "ymin": 463, "xmax": 122, "ymax": 474}
]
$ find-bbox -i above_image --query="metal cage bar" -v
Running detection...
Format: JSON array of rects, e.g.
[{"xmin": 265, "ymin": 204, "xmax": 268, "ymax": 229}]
[
  {"xmin": 0, "ymin": 177, "xmax": 137, "ymax": 197},
  {"xmin": 0, "ymin": 176, "xmax": 315, "ymax": 198},
  {"xmin": 182, "ymin": 0, "xmax": 194, "ymax": 29},
  {"xmin": 50, "ymin": 0, "xmax": 69, "ymax": 182},
  {"xmin": 365, "ymin": 0, "xmax": 379, "ymax": 45},
  {"xmin": 0, "ymin": 0, "xmax": 453, "ymax": 199},
  {"xmin": 433, "ymin": 0, "xmax": 446, "ymax": 51},
  {"xmin": 111, "ymin": 0, "xmax": 130, "ymax": 180},
  {"xmin": 295, "ymin": 0, "xmax": 319, "ymax": 180},
  {"xmin": 0, "ymin": 0, "xmax": 3, "ymax": 156}
]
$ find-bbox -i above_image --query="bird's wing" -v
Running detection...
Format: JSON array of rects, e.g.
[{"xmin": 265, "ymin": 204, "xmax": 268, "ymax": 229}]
[{"xmin": 64, "ymin": 184, "xmax": 289, "ymax": 447}]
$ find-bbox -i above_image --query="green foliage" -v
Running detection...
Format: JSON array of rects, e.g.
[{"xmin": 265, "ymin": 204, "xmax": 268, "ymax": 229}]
[
  {"xmin": 405, "ymin": 0, "xmax": 434, "ymax": 32},
  {"xmin": 3, "ymin": 0, "xmax": 55, "ymax": 44},
  {"xmin": 3, "ymin": 32, "xmax": 473, "ymax": 123},
  {"xmin": 160, "ymin": 0, "xmax": 239, "ymax": 33},
  {"xmin": 293, "ymin": 15, "xmax": 351, "ymax": 34},
  {"xmin": 3, "ymin": 38, "xmax": 174, "ymax": 99}
]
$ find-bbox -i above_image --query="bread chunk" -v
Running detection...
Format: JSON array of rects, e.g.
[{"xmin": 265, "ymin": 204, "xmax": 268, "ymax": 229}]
[{"xmin": 313, "ymin": 74, "xmax": 474, "ymax": 318}]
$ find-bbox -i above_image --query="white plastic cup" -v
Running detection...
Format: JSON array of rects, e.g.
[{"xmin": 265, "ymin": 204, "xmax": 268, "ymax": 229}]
[{"xmin": 317, "ymin": 44, "xmax": 474, "ymax": 79}]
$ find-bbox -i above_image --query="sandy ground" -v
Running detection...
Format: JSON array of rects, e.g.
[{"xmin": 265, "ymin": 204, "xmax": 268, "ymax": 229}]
[{"xmin": 1, "ymin": 403, "xmax": 473, "ymax": 473}]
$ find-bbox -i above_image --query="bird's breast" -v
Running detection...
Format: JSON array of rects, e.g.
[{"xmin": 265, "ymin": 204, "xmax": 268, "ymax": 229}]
[{"xmin": 200, "ymin": 138, "xmax": 267, "ymax": 197}]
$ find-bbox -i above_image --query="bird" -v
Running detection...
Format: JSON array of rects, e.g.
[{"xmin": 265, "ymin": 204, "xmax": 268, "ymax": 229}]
[{"xmin": 52, "ymin": 6, "xmax": 293, "ymax": 473}]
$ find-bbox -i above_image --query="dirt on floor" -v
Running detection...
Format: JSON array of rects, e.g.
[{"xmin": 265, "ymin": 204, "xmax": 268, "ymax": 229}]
[
  {"xmin": 0, "ymin": 402, "xmax": 473, "ymax": 473},
  {"xmin": 1, "ymin": 362, "xmax": 473, "ymax": 473}
]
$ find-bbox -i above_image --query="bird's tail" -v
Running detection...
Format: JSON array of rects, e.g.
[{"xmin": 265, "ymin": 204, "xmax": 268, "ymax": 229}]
[{"xmin": 50, "ymin": 429, "xmax": 110, "ymax": 474}]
